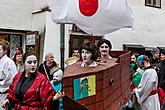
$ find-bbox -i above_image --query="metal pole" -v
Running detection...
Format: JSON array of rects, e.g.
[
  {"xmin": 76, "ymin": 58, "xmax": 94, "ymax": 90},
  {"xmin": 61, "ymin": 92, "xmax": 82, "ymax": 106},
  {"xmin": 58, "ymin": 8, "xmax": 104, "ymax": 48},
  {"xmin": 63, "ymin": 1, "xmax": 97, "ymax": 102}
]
[{"xmin": 60, "ymin": 24, "xmax": 65, "ymax": 72}]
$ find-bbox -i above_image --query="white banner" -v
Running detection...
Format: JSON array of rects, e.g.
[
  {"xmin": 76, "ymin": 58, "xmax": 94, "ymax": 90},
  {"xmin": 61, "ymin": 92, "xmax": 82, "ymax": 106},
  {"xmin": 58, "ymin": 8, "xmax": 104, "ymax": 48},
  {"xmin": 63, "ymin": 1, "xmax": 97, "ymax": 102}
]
[{"xmin": 50, "ymin": 0, "xmax": 133, "ymax": 36}]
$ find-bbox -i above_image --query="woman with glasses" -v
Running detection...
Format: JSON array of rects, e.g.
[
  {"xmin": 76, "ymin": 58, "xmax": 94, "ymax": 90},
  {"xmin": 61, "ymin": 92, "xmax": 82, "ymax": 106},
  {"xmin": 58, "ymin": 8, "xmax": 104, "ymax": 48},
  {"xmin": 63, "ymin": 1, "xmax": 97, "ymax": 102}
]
[{"xmin": 2, "ymin": 52, "xmax": 64, "ymax": 110}]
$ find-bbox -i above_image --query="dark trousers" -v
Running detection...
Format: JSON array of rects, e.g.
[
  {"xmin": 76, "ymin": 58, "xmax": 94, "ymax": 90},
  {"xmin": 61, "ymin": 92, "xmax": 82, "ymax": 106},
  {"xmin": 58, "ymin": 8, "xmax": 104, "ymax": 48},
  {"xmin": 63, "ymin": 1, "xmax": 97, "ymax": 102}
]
[{"xmin": 163, "ymin": 102, "xmax": 165, "ymax": 110}]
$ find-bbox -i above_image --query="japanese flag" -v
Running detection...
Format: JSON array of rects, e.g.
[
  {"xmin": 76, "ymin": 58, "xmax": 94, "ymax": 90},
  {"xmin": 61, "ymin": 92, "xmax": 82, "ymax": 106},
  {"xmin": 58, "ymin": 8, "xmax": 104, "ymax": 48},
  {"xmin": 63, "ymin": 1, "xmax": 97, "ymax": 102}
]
[{"xmin": 50, "ymin": 0, "xmax": 133, "ymax": 36}]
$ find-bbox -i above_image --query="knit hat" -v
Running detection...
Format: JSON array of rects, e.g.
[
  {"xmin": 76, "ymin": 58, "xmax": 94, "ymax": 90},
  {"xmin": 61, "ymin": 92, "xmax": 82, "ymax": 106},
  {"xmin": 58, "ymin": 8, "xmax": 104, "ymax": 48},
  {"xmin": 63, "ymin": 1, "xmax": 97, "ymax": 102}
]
[
  {"xmin": 50, "ymin": 67, "xmax": 63, "ymax": 81},
  {"xmin": 137, "ymin": 55, "xmax": 144, "ymax": 66},
  {"xmin": 161, "ymin": 50, "xmax": 165, "ymax": 55},
  {"xmin": 151, "ymin": 48, "xmax": 160, "ymax": 55}
]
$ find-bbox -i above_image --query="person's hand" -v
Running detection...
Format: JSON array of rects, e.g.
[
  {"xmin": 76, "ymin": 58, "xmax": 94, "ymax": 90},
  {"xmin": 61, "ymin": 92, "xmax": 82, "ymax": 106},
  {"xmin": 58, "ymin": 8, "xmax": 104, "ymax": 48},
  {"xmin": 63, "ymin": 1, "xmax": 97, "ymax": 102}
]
[
  {"xmin": 53, "ymin": 91, "xmax": 65, "ymax": 101},
  {"xmin": 133, "ymin": 88, "xmax": 138, "ymax": 92},
  {"xmin": 2, "ymin": 99, "xmax": 9, "ymax": 108}
]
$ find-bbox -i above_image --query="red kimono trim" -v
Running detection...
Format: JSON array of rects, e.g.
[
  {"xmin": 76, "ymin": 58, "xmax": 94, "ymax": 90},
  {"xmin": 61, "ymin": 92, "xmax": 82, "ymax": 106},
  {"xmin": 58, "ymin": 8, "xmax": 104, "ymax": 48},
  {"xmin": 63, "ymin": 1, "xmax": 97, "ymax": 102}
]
[{"xmin": 7, "ymin": 71, "xmax": 58, "ymax": 110}]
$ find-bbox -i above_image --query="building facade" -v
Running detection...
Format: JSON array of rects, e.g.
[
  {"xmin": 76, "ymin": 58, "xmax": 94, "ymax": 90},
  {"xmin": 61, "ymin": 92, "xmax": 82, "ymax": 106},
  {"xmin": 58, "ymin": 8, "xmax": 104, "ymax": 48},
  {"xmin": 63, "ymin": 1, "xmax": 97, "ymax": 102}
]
[{"xmin": 105, "ymin": 0, "xmax": 165, "ymax": 50}]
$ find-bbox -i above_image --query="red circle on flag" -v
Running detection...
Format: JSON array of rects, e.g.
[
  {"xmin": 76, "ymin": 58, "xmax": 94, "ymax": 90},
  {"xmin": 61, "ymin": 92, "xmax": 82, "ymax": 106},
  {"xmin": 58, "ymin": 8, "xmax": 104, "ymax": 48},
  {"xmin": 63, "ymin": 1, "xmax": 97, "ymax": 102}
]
[{"xmin": 79, "ymin": 0, "xmax": 98, "ymax": 16}]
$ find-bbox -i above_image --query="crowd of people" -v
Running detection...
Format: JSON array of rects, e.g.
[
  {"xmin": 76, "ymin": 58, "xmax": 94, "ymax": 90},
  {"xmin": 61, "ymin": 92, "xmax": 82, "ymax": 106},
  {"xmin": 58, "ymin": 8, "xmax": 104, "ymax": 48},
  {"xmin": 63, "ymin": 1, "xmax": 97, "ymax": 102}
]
[
  {"xmin": 0, "ymin": 38, "xmax": 116, "ymax": 110},
  {"xmin": 1, "ymin": 38, "xmax": 165, "ymax": 110},
  {"xmin": 126, "ymin": 48, "xmax": 165, "ymax": 110},
  {"xmin": 0, "ymin": 39, "xmax": 64, "ymax": 110}
]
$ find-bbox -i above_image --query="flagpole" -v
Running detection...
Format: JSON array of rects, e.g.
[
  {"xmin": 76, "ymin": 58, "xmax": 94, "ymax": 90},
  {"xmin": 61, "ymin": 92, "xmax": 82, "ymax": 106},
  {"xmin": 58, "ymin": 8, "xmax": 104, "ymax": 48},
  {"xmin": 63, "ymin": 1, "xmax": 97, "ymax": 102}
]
[{"xmin": 60, "ymin": 24, "xmax": 65, "ymax": 72}]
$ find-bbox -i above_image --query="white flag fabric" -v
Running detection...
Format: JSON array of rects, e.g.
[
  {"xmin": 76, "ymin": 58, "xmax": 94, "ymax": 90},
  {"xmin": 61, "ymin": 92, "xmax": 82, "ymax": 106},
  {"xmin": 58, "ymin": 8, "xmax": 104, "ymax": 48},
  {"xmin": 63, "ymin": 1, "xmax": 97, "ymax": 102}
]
[{"xmin": 50, "ymin": 0, "xmax": 133, "ymax": 36}]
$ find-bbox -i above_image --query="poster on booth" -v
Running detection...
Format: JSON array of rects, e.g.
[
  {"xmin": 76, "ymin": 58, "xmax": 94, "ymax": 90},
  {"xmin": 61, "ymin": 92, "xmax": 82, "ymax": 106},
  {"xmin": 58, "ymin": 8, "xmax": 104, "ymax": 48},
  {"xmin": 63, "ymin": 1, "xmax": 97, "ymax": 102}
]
[
  {"xmin": 50, "ymin": 0, "xmax": 133, "ymax": 36},
  {"xmin": 74, "ymin": 75, "xmax": 96, "ymax": 100}
]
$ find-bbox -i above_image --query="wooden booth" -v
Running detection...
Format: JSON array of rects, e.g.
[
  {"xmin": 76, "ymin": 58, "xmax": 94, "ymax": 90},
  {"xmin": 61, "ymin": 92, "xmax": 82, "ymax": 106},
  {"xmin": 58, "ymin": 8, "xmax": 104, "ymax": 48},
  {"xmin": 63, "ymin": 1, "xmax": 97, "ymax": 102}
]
[{"xmin": 63, "ymin": 51, "xmax": 131, "ymax": 110}]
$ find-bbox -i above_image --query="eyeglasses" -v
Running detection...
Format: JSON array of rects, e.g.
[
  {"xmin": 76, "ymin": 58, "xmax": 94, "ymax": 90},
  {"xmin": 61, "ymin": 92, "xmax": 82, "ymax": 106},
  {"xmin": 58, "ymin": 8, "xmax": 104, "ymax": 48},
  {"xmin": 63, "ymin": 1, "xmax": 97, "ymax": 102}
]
[{"xmin": 27, "ymin": 60, "xmax": 37, "ymax": 64}]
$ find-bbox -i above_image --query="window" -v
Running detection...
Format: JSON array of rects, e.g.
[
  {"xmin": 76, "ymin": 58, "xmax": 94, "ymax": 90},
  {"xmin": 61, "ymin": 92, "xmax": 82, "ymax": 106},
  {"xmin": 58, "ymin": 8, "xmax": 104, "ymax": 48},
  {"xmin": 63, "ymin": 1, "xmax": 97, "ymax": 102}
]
[
  {"xmin": 70, "ymin": 25, "xmax": 102, "ymax": 57},
  {"xmin": 10, "ymin": 34, "xmax": 22, "ymax": 57},
  {"xmin": 0, "ymin": 33, "xmax": 22, "ymax": 58},
  {"xmin": 69, "ymin": 35, "xmax": 102, "ymax": 57},
  {"xmin": 145, "ymin": 0, "xmax": 161, "ymax": 8}
]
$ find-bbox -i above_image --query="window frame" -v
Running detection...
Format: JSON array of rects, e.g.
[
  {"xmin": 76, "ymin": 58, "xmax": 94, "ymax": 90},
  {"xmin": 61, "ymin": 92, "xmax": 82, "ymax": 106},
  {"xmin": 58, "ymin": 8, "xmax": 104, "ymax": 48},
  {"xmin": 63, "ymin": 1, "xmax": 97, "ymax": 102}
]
[{"xmin": 145, "ymin": 0, "xmax": 161, "ymax": 8}]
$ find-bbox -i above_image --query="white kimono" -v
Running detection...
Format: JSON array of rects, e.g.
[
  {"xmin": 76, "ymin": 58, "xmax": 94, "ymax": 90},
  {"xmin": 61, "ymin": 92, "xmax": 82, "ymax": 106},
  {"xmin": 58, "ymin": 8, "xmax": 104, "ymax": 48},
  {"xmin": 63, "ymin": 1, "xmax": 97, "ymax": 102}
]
[
  {"xmin": 0, "ymin": 55, "xmax": 17, "ymax": 109},
  {"xmin": 134, "ymin": 67, "xmax": 160, "ymax": 110}
]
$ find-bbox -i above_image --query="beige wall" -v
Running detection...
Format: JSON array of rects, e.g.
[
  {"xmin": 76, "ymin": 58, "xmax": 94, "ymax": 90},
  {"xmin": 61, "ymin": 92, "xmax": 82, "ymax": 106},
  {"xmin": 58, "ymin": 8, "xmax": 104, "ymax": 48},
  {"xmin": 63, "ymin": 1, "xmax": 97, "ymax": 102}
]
[{"xmin": 0, "ymin": 0, "xmax": 34, "ymax": 30}]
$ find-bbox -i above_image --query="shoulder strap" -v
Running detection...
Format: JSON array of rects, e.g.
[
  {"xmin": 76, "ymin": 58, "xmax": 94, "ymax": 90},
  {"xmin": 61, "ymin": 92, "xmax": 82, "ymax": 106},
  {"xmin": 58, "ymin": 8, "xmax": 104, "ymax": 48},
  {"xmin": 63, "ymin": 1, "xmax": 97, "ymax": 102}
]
[{"xmin": 43, "ymin": 64, "xmax": 50, "ymax": 81}]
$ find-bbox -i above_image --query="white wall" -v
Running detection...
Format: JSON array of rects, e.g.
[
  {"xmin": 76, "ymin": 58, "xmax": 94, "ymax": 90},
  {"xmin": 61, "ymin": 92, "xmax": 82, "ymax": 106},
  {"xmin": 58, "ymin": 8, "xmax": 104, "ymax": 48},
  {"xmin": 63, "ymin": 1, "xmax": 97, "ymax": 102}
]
[
  {"xmin": 162, "ymin": 0, "xmax": 165, "ymax": 9},
  {"xmin": 128, "ymin": 0, "xmax": 144, "ymax": 6},
  {"xmin": 0, "ymin": 0, "xmax": 34, "ymax": 30},
  {"xmin": 128, "ymin": 0, "xmax": 165, "ymax": 9},
  {"xmin": 31, "ymin": 12, "xmax": 46, "ymax": 33},
  {"xmin": 44, "ymin": 12, "xmax": 61, "ymax": 64},
  {"xmin": 105, "ymin": 4, "xmax": 165, "ymax": 50},
  {"xmin": 44, "ymin": 12, "xmax": 71, "ymax": 65},
  {"xmin": 33, "ymin": 0, "xmax": 48, "ymax": 12},
  {"xmin": 64, "ymin": 24, "xmax": 72, "ymax": 60}
]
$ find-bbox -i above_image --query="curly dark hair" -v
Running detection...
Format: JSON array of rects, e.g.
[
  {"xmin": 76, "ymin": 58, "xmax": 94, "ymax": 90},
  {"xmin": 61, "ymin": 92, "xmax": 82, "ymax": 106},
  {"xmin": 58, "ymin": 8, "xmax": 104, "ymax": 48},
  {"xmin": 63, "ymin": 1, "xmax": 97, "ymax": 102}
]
[
  {"xmin": 79, "ymin": 43, "xmax": 98, "ymax": 61},
  {"xmin": 161, "ymin": 50, "xmax": 165, "ymax": 55},
  {"xmin": 97, "ymin": 39, "xmax": 112, "ymax": 50},
  {"xmin": 23, "ymin": 52, "xmax": 37, "ymax": 63},
  {"xmin": 97, "ymin": 39, "xmax": 112, "ymax": 57}
]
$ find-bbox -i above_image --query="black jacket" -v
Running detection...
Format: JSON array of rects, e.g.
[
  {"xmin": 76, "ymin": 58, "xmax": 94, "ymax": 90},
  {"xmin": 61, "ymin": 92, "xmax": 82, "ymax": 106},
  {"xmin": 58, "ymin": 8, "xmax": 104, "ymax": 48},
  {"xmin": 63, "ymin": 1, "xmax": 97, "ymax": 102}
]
[
  {"xmin": 38, "ymin": 61, "xmax": 57, "ymax": 81},
  {"xmin": 158, "ymin": 60, "xmax": 165, "ymax": 91}
]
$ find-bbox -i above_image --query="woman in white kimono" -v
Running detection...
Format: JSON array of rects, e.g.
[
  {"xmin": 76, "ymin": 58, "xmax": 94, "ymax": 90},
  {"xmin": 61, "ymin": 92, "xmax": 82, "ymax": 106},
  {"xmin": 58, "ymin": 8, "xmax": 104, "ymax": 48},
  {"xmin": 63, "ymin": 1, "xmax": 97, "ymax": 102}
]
[
  {"xmin": 133, "ymin": 55, "xmax": 160, "ymax": 110},
  {"xmin": 0, "ymin": 40, "xmax": 17, "ymax": 109}
]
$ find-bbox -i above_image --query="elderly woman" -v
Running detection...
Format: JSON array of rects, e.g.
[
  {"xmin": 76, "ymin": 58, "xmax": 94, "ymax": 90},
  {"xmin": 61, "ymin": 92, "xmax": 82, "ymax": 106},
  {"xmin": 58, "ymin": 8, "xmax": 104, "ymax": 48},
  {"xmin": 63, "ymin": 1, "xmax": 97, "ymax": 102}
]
[
  {"xmin": 2, "ymin": 52, "xmax": 64, "ymax": 110},
  {"xmin": 0, "ymin": 40, "xmax": 17, "ymax": 110},
  {"xmin": 79, "ymin": 43, "xmax": 98, "ymax": 67}
]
